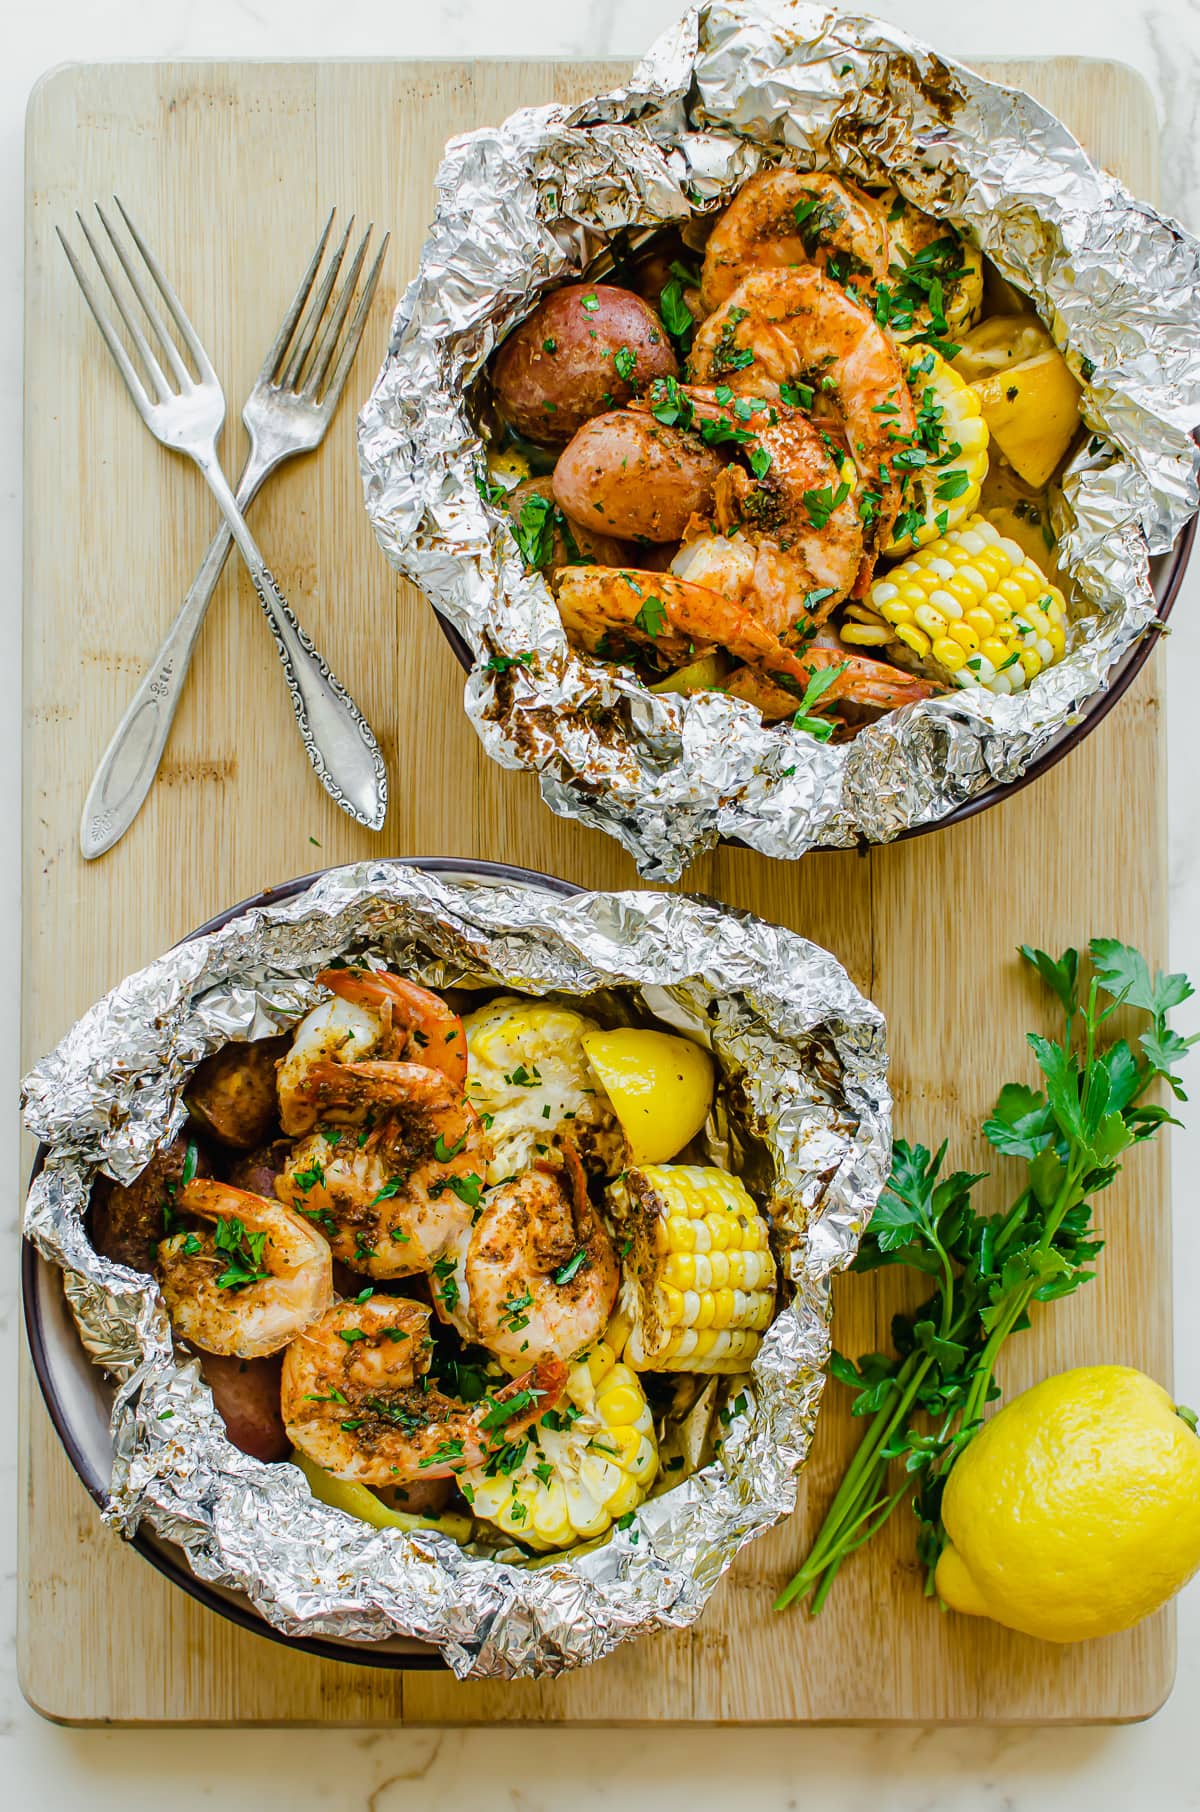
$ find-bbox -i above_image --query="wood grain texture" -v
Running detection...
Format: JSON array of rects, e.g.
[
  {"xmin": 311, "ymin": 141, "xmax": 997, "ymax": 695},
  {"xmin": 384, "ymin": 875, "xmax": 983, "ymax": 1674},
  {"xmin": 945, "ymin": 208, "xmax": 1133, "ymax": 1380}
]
[{"xmin": 21, "ymin": 56, "xmax": 1171, "ymax": 1725}]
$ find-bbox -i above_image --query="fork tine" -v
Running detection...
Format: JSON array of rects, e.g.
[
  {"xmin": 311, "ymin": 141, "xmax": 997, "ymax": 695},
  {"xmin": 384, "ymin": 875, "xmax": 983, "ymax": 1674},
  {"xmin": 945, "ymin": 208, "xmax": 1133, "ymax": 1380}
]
[
  {"xmin": 321, "ymin": 234, "xmax": 389, "ymax": 411},
  {"xmin": 112, "ymin": 194, "xmax": 218, "ymax": 386},
  {"xmin": 279, "ymin": 216, "xmax": 353, "ymax": 392},
  {"xmin": 75, "ymin": 211, "xmax": 173, "ymax": 401},
  {"xmin": 257, "ymin": 207, "xmax": 336, "ymax": 385},
  {"xmin": 302, "ymin": 223, "xmax": 372, "ymax": 397},
  {"xmin": 93, "ymin": 202, "xmax": 191, "ymax": 392},
  {"xmin": 59, "ymin": 220, "xmax": 158, "ymax": 413}
]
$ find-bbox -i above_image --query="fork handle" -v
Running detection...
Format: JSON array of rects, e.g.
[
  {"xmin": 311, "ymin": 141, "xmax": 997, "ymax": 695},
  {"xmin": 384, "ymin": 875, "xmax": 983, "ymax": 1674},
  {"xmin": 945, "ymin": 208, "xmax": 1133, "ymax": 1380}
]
[
  {"xmin": 195, "ymin": 451, "xmax": 388, "ymax": 831},
  {"xmin": 79, "ymin": 451, "xmax": 275, "ymax": 859}
]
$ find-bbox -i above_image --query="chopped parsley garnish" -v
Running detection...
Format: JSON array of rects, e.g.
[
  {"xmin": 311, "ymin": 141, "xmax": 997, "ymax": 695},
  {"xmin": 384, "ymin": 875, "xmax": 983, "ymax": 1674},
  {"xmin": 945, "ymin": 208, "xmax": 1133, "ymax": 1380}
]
[
  {"xmin": 580, "ymin": 292, "xmax": 600, "ymax": 313},
  {"xmin": 791, "ymin": 662, "xmax": 848, "ymax": 743},
  {"xmin": 612, "ymin": 343, "xmax": 637, "ymax": 382},
  {"xmin": 552, "ymin": 1249, "xmax": 587, "ymax": 1286},
  {"xmin": 434, "ymin": 1132, "xmax": 468, "ymax": 1163},
  {"xmin": 780, "ymin": 379, "xmax": 815, "ymax": 409},
  {"xmin": 484, "ymin": 649, "xmax": 535, "ymax": 675},
  {"xmin": 658, "ymin": 278, "xmax": 694, "ymax": 351},
  {"xmin": 634, "ymin": 595, "xmax": 667, "ymax": 639},
  {"xmin": 448, "ymin": 1173, "xmax": 483, "ymax": 1209},
  {"xmin": 180, "ymin": 1141, "xmax": 198, "ymax": 1188},
  {"xmin": 431, "ymin": 1254, "xmax": 461, "ymax": 1311},
  {"xmin": 934, "ymin": 468, "xmax": 971, "ymax": 502},
  {"xmin": 802, "ymin": 481, "xmax": 851, "ymax": 530},
  {"xmin": 510, "ymin": 491, "xmax": 557, "ymax": 569},
  {"xmin": 336, "ymin": 1328, "xmax": 366, "ymax": 1344},
  {"xmin": 542, "ymin": 336, "xmax": 557, "ymax": 353},
  {"xmin": 709, "ymin": 305, "xmax": 753, "ymax": 375},
  {"xmin": 500, "ymin": 1289, "xmax": 534, "ymax": 1333},
  {"xmin": 291, "ymin": 1163, "xmax": 325, "ymax": 1193},
  {"xmin": 213, "ymin": 1216, "xmax": 269, "ymax": 1291}
]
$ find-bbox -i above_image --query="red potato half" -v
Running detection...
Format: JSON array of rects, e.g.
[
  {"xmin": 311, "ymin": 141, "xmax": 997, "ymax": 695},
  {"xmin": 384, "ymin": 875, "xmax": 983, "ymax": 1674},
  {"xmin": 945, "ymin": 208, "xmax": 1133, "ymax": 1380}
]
[
  {"xmin": 491, "ymin": 283, "xmax": 678, "ymax": 444},
  {"xmin": 553, "ymin": 411, "xmax": 725, "ymax": 543},
  {"xmin": 186, "ymin": 1035, "xmax": 288, "ymax": 1151},
  {"xmin": 504, "ymin": 476, "xmax": 629, "ymax": 572},
  {"xmin": 198, "ymin": 1350, "xmax": 289, "ymax": 1463}
]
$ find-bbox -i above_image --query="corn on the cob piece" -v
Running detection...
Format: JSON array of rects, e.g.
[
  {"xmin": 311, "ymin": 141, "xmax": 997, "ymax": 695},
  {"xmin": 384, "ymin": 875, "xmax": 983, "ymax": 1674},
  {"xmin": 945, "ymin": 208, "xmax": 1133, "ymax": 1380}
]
[
  {"xmin": 882, "ymin": 346, "xmax": 990, "ymax": 556},
  {"xmin": 463, "ymin": 996, "xmax": 624, "ymax": 1184},
  {"xmin": 845, "ymin": 514, "xmax": 1068, "ymax": 695},
  {"xmin": 609, "ymin": 1165, "xmax": 777, "ymax": 1374},
  {"xmin": 459, "ymin": 1336, "xmax": 658, "ymax": 1551}
]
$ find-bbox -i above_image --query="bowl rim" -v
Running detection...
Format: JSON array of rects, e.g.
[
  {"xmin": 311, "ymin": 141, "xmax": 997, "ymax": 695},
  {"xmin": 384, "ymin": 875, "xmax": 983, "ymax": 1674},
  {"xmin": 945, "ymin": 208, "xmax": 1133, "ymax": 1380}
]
[
  {"xmin": 22, "ymin": 854, "xmax": 584, "ymax": 1673},
  {"xmin": 430, "ymin": 517, "xmax": 1195, "ymax": 848}
]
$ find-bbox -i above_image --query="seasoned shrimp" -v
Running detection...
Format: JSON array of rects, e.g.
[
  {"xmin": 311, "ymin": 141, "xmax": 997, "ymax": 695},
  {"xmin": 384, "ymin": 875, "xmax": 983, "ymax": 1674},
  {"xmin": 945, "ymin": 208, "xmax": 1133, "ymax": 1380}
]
[
  {"xmin": 158, "ymin": 1179, "xmax": 333, "ymax": 1359},
  {"xmin": 278, "ymin": 967, "xmax": 466, "ymax": 1137},
  {"xmin": 554, "ymin": 565, "xmax": 828, "ymax": 699},
  {"xmin": 276, "ymin": 1060, "xmax": 487, "ymax": 1278},
  {"xmin": 281, "ymin": 1296, "xmax": 567, "ymax": 1485},
  {"xmin": 653, "ymin": 385, "xmax": 863, "ymax": 642},
  {"xmin": 724, "ymin": 640, "xmax": 942, "ymax": 722},
  {"xmin": 700, "ymin": 169, "xmax": 891, "ymax": 313},
  {"xmin": 689, "ymin": 268, "xmax": 917, "ymax": 578},
  {"xmin": 442, "ymin": 1145, "xmax": 620, "ymax": 1370}
]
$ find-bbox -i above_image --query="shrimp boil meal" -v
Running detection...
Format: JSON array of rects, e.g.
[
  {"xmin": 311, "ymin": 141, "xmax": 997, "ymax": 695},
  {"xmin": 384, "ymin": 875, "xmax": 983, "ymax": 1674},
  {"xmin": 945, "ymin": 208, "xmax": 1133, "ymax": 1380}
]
[
  {"xmin": 484, "ymin": 166, "xmax": 1082, "ymax": 737},
  {"xmin": 91, "ymin": 964, "xmax": 777, "ymax": 1554}
]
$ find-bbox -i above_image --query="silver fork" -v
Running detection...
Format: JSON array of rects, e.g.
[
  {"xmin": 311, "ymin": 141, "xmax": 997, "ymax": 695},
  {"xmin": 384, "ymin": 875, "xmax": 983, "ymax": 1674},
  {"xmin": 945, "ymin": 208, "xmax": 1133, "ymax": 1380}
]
[{"xmin": 60, "ymin": 199, "xmax": 389, "ymax": 851}]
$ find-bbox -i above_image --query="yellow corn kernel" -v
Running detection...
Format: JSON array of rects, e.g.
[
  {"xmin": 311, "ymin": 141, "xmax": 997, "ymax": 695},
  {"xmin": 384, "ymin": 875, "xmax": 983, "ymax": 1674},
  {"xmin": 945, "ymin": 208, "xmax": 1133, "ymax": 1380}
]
[
  {"xmin": 664, "ymin": 1252, "xmax": 695, "ymax": 1290},
  {"xmin": 895, "ymin": 623, "xmax": 931, "ymax": 659},
  {"xmin": 841, "ymin": 621, "xmax": 895, "ymax": 646},
  {"xmin": 980, "ymin": 636, "xmax": 1009, "ymax": 668},
  {"xmin": 1019, "ymin": 647, "xmax": 1043, "ymax": 680},
  {"xmin": 947, "ymin": 621, "xmax": 980, "ymax": 653},
  {"xmin": 932, "ymin": 637, "xmax": 967, "ymax": 673},
  {"xmin": 914, "ymin": 602, "xmax": 945, "ymax": 638}
]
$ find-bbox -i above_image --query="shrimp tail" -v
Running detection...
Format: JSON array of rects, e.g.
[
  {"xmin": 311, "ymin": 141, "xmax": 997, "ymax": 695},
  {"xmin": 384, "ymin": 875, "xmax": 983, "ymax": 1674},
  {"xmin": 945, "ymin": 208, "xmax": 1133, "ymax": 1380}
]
[{"xmin": 317, "ymin": 968, "xmax": 467, "ymax": 1085}]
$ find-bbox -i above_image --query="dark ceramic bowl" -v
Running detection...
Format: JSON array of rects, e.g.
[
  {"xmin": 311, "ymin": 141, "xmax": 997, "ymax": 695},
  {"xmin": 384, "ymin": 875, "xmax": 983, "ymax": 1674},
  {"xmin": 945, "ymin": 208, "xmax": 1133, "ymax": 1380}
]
[{"xmin": 23, "ymin": 856, "xmax": 582, "ymax": 1671}]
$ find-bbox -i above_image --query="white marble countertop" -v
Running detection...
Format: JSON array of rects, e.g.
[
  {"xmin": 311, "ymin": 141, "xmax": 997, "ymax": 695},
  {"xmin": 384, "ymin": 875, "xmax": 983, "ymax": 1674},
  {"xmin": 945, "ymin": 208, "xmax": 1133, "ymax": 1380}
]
[{"xmin": 5, "ymin": 0, "xmax": 1199, "ymax": 1803}]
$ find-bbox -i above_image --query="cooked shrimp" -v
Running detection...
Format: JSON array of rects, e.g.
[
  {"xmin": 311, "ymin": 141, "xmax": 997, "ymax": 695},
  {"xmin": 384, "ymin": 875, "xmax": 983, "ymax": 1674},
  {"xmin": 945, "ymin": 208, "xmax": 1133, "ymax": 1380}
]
[
  {"xmin": 724, "ymin": 641, "xmax": 942, "ymax": 722},
  {"xmin": 276, "ymin": 1060, "xmax": 487, "ymax": 1278},
  {"xmin": 281, "ymin": 1296, "xmax": 567, "ymax": 1485},
  {"xmin": 689, "ymin": 268, "xmax": 917, "ymax": 579},
  {"xmin": 700, "ymin": 169, "xmax": 891, "ymax": 313},
  {"xmin": 654, "ymin": 385, "xmax": 863, "ymax": 641},
  {"xmin": 278, "ymin": 967, "xmax": 466, "ymax": 1137},
  {"xmin": 158, "ymin": 1179, "xmax": 333, "ymax": 1359},
  {"xmin": 554, "ymin": 565, "xmax": 828, "ymax": 698},
  {"xmin": 442, "ymin": 1145, "xmax": 619, "ymax": 1370}
]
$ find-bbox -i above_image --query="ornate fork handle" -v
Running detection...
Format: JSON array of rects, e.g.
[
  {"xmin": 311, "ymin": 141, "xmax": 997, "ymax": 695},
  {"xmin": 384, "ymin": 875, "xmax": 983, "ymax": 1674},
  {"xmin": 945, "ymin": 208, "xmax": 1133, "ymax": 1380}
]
[
  {"xmin": 248, "ymin": 564, "xmax": 389, "ymax": 825},
  {"xmin": 80, "ymin": 451, "xmax": 274, "ymax": 859},
  {"xmin": 196, "ymin": 451, "xmax": 388, "ymax": 830}
]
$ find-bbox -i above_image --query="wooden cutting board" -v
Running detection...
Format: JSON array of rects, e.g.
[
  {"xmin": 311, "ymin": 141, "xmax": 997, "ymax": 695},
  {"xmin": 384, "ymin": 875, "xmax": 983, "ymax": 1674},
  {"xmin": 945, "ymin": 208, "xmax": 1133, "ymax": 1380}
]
[{"xmin": 21, "ymin": 55, "xmax": 1174, "ymax": 1724}]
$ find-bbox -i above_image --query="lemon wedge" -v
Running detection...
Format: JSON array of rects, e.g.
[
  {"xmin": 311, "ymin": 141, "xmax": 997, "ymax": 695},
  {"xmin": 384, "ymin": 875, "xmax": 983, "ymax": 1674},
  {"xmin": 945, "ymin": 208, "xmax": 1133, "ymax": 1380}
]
[
  {"xmin": 292, "ymin": 1449, "xmax": 472, "ymax": 1541},
  {"xmin": 581, "ymin": 1028, "xmax": 714, "ymax": 1163}
]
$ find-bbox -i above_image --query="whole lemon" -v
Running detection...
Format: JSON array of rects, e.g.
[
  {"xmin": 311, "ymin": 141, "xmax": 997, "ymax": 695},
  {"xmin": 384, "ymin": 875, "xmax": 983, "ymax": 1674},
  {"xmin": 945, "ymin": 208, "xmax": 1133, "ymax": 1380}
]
[
  {"xmin": 581, "ymin": 1028, "xmax": 713, "ymax": 1164},
  {"xmin": 935, "ymin": 1366, "xmax": 1200, "ymax": 1642}
]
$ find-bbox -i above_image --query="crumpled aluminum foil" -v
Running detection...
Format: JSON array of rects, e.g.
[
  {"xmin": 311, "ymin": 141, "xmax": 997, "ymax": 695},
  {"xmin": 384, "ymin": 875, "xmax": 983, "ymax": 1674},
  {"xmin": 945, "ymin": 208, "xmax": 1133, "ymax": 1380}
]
[
  {"xmin": 358, "ymin": 0, "xmax": 1200, "ymax": 881},
  {"xmin": 22, "ymin": 861, "xmax": 890, "ymax": 1678}
]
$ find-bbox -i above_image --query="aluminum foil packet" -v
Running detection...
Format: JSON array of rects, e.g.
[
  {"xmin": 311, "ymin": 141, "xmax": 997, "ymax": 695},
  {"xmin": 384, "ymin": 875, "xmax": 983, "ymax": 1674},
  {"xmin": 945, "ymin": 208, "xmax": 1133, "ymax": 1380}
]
[
  {"xmin": 359, "ymin": 0, "xmax": 1200, "ymax": 881},
  {"xmin": 22, "ymin": 861, "xmax": 891, "ymax": 1678}
]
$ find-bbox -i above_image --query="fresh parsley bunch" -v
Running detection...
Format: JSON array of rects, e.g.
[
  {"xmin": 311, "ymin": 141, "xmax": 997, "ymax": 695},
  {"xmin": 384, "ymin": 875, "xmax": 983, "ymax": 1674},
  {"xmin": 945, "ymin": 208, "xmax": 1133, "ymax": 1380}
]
[{"xmin": 776, "ymin": 938, "xmax": 1196, "ymax": 1615}]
